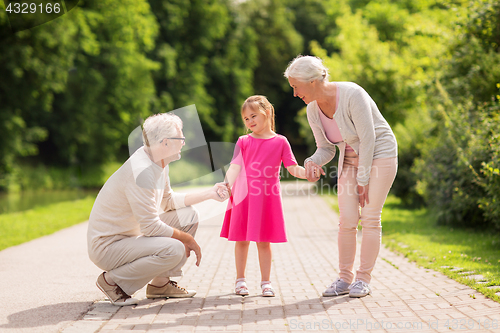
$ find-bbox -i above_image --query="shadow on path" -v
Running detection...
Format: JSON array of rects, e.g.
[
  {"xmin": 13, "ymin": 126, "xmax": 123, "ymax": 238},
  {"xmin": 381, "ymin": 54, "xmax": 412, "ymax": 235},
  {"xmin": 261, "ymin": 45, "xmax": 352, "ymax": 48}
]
[
  {"xmin": 112, "ymin": 294, "xmax": 359, "ymax": 330},
  {"xmin": 1, "ymin": 302, "xmax": 92, "ymax": 329}
]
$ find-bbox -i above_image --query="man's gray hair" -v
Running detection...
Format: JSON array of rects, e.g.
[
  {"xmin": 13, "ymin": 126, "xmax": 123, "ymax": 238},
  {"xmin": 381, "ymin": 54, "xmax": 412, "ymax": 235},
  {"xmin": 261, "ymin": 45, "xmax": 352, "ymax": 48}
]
[
  {"xmin": 142, "ymin": 113, "xmax": 183, "ymax": 147},
  {"xmin": 284, "ymin": 55, "xmax": 329, "ymax": 82}
]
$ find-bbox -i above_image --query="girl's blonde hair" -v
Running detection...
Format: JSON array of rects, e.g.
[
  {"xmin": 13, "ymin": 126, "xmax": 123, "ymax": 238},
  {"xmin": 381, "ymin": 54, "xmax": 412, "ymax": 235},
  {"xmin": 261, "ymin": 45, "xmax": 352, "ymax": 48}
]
[{"xmin": 241, "ymin": 95, "xmax": 275, "ymax": 131}]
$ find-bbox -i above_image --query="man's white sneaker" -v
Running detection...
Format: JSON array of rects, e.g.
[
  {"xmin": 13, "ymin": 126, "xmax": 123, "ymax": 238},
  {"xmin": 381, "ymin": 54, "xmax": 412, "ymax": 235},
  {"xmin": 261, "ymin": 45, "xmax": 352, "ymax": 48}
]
[
  {"xmin": 349, "ymin": 280, "xmax": 371, "ymax": 298},
  {"xmin": 322, "ymin": 278, "xmax": 350, "ymax": 297}
]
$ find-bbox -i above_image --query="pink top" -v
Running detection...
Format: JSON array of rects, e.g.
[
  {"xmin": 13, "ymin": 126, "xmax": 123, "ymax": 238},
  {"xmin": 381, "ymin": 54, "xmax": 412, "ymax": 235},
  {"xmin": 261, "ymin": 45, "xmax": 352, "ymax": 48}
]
[{"xmin": 318, "ymin": 93, "xmax": 354, "ymax": 152}]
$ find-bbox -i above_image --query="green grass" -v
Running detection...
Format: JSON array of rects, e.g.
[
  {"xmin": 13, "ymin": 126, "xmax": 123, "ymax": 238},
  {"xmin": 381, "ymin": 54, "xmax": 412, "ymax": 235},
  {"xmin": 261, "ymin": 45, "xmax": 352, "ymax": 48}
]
[
  {"xmin": 0, "ymin": 195, "xmax": 96, "ymax": 251},
  {"xmin": 3, "ymin": 161, "xmax": 124, "ymax": 192},
  {"xmin": 0, "ymin": 155, "xmax": 219, "ymax": 251},
  {"xmin": 0, "ymin": 154, "xmax": 223, "ymax": 252},
  {"xmin": 324, "ymin": 194, "xmax": 500, "ymax": 303}
]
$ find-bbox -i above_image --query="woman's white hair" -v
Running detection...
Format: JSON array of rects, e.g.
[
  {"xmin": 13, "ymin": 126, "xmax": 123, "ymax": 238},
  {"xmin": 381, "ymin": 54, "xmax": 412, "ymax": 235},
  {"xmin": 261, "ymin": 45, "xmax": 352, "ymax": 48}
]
[
  {"xmin": 284, "ymin": 55, "xmax": 329, "ymax": 82},
  {"xmin": 142, "ymin": 113, "xmax": 183, "ymax": 147}
]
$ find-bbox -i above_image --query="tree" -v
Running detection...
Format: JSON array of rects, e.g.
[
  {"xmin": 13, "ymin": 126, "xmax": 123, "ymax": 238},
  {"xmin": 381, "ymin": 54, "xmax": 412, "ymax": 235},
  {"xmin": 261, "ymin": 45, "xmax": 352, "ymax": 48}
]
[
  {"xmin": 441, "ymin": 0, "xmax": 500, "ymax": 104},
  {"xmin": 238, "ymin": 0, "xmax": 303, "ymax": 142},
  {"xmin": 148, "ymin": 0, "xmax": 232, "ymax": 141},
  {"xmin": 0, "ymin": 0, "xmax": 160, "ymax": 190},
  {"xmin": 0, "ymin": 2, "xmax": 79, "ymax": 189},
  {"xmin": 413, "ymin": 0, "xmax": 500, "ymax": 228},
  {"xmin": 204, "ymin": 0, "xmax": 260, "ymax": 142},
  {"xmin": 45, "ymin": 0, "xmax": 159, "ymax": 167}
]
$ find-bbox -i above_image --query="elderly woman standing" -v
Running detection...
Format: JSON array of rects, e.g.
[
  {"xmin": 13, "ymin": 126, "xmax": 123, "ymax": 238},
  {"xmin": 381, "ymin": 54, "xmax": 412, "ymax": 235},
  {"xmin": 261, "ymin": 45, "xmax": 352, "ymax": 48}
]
[{"xmin": 284, "ymin": 55, "xmax": 398, "ymax": 298}]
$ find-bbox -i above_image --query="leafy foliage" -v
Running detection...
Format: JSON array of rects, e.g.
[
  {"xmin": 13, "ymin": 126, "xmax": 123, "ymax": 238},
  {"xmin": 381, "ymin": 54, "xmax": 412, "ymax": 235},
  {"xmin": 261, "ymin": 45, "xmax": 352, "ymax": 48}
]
[
  {"xmin": 47, "ymin": 0, "xmax": 159, "ymax": 167},
  {"xmin": 1, "ymin": 0, "xmax": 500, "ymax": 233},
  {"xmin": 412, "ymin": 0, "xmax": 500, "ymax": 228},
  {"xmin": 239, "ymin": 0, "xmax": 303, "ymax": 140},
  {"xmin": 0, "ymin": 2, "xmax": 77, "ymax": 189}
]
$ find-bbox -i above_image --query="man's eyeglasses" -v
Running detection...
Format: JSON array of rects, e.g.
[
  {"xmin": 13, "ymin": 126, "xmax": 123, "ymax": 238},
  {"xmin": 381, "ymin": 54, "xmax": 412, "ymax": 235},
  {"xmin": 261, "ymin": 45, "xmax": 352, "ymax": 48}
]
[{"xmin": 161, "ymin": 137, "xmax": 186, "ymax": 145}]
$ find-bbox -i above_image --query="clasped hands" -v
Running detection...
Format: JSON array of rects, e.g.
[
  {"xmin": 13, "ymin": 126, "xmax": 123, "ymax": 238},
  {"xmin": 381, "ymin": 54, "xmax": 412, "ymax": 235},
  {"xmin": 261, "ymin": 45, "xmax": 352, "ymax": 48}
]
[
  {"xmin": 305, "ymin": 161, "xmax": 370, "ymax": 208},
  {"xmin": 213, "ymin": 182, "xmax": 232, "ymax": 202},
  {"xmin": 305, "ymin": 160, "xmax": 325, "ymax": 182}
]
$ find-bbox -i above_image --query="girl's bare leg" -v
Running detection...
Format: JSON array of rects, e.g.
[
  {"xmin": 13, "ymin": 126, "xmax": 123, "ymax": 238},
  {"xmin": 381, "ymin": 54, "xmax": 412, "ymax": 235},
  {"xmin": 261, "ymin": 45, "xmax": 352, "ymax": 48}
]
[
  {"xmin": 256, "ymin": 242, "xmax": 272, "ymax": 281},
  {"xmin": 235, "ymin": 241, "xmax": 250, "ymax": 279}
]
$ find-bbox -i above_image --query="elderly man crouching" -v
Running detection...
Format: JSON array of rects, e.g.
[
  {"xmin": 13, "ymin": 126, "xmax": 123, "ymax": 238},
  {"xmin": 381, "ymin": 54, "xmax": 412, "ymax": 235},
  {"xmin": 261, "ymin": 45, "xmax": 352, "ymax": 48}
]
[{"xmin": 87, "ymin": 113, "xmax": 229, "ymax": 305}]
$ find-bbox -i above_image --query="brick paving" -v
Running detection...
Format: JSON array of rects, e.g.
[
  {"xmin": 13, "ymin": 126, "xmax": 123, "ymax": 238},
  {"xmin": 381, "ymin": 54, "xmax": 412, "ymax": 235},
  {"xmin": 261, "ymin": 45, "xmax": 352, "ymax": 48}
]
[{"xmin": 63, "ymin": 182, "xmax": 500, "ymax": 333}]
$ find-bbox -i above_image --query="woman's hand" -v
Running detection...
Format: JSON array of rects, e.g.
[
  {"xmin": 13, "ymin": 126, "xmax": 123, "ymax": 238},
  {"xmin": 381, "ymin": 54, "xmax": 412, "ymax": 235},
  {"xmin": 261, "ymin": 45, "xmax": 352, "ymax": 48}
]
[
  {"xmin": 305, "ymin": 161, "xmax": 325, "ymax": 182},
  {"xmin": 357, "ymin": 184, "xmax": 370, "ymax": 208}
]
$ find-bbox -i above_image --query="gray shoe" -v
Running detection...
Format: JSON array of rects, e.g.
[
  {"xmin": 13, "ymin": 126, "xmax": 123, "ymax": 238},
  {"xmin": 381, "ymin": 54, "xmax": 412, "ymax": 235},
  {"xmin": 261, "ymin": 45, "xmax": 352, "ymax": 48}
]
[
  {"xmin": 322, "ymin": 278, "xmax": 350, "ymax": 297},
  {"xmin": 146, "ymin": 280, "xmax": 196, "ymax": 299},
  {"xmin": 349, "ymin": 280, "xmax": 371, "ymax": 298},
  {"xmin": 96, "ymin": 272, "xmax": 139, "ymax": 306}
]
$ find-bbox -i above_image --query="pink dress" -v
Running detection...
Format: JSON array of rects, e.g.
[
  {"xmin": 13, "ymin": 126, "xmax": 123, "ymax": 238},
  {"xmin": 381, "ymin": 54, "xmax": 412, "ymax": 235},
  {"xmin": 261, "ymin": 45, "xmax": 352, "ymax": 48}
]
[{"xmin": 220, "ymin": 134, "xmax": 298, "ymax": 243}]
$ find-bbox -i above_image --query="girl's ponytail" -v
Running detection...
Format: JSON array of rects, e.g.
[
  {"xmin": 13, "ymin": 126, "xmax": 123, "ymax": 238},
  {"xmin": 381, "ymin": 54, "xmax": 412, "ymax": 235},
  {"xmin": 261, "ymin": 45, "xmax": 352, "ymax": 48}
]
[{"xmin": 269, "ymin": 104, "xmax": 275, "ymax": 131}]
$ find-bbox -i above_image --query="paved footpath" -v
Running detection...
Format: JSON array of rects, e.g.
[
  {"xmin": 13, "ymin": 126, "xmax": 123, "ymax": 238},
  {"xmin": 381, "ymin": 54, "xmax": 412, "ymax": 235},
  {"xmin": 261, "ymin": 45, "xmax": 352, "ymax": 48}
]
[{"xmin": 2, "ymin": 182, "xmax": 500, "ymax": 333}]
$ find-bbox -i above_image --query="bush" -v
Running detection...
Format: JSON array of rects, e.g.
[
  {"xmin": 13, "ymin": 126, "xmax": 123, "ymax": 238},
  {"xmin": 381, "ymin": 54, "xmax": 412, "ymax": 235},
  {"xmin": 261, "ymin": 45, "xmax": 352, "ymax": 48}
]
[
  {"xmin": 477, "ymin": 98, "xmax": 500, "ymax": 229},
  {"xmin": 390, "ymin": 108, "xmax": 430, "ymax": 207},
  {"xmin": 413, "ymin": 83, "xmax": 500, "ymax": 229}
]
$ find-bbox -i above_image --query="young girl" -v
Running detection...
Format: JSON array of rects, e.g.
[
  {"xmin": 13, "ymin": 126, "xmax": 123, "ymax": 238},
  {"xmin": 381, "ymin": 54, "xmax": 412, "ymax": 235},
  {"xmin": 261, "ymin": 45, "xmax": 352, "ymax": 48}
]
[{"xmin": 220, "ymin": 95, "xmax": 306, "ymax": 297}]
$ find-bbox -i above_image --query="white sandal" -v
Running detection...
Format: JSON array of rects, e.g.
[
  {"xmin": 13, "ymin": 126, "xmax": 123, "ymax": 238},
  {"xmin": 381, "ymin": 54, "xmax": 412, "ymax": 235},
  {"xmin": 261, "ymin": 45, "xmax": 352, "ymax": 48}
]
[
  {"xmin": 235, "ymin": 278, "xmax": 249, "ymax": 296},
  {"xmin": 261, "ymin": 281, "xmax": 275, "ymax": 297}
]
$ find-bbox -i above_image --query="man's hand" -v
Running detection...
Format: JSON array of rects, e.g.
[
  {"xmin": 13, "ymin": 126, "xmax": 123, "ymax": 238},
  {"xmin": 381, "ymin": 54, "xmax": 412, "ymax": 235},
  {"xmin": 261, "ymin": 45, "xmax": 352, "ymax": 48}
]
[
  {"xmin": 357, "ymin": 184, "xmax": 370, "ymax": 208},
  {"xmin": 172, "ymin": 229, "xmax": 202, "ymax": 266},
  {"xmin": 305, "ymin": 161, "xmax": 325, "ymax": 182},
  {"xmin": 184, "ymin": 182, "xmax": 230, "ymax": 206},
  {"xmin": 212, "ymin": 182, "xmax": 230, "ymax": 202}
]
